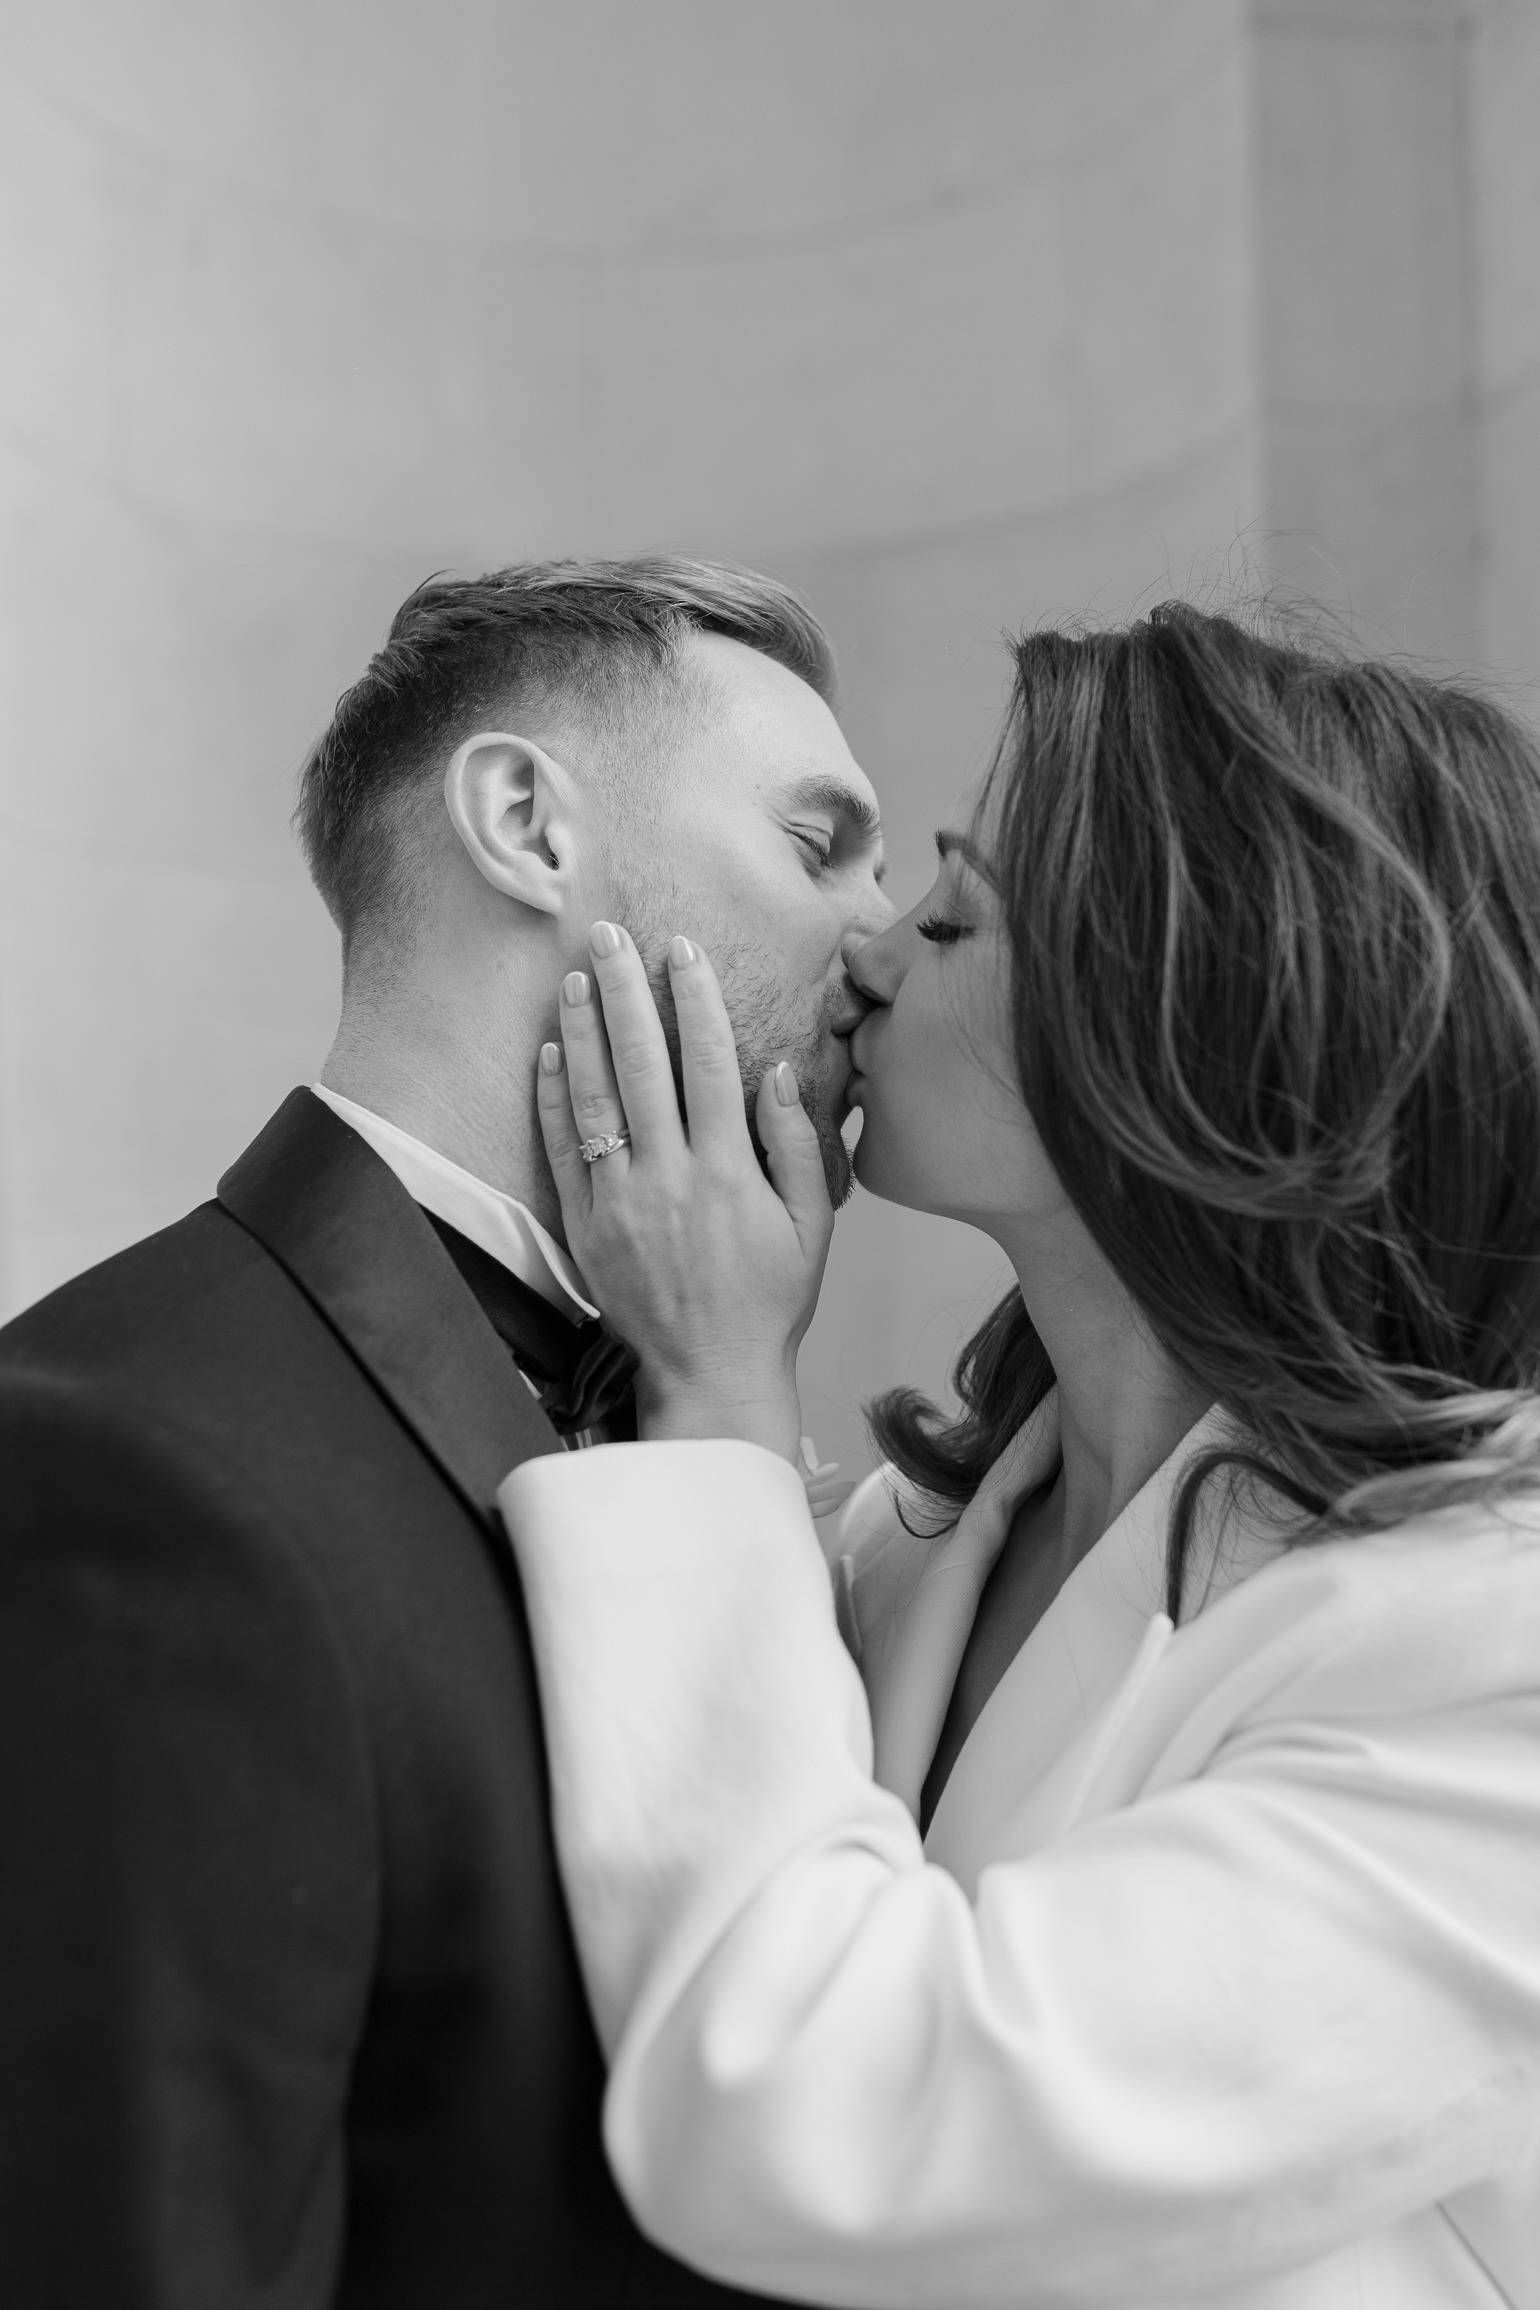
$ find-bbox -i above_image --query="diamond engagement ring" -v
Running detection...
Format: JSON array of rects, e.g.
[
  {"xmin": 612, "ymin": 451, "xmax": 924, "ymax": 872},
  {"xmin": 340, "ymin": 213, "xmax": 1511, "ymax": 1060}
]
[{"xmin": 578, "ymin": 1130, "xmax": 631, "ymax": 1165}]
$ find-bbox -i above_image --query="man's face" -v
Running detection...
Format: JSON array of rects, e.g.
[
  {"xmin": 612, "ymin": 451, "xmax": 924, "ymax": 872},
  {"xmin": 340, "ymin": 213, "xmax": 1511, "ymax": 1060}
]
[{"xmin": 602, "ymin": 634, "xmax": 893, "ymax": 1205}]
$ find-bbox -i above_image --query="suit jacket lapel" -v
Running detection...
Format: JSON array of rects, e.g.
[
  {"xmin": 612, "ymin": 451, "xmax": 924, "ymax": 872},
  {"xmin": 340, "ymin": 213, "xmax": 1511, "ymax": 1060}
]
[{"xmin": 218, "ymin": 1088, "xmax": 558, "ymax": 1522}]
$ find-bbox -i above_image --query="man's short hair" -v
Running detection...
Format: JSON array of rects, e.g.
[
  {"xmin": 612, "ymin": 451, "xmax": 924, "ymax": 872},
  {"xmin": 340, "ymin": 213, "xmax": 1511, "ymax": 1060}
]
[{"xmin": 295, "ymin": 555, "xmax": 836, "ymax": 950}]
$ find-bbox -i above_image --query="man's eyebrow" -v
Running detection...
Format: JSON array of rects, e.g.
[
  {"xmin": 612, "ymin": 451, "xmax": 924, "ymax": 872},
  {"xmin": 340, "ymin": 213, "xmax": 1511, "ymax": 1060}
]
[
  {"xmin": 782, "ymin": 774, "xmax": 887, "ymax": 879},
  {"xmin": 783, "ymin": 774, "xmax": 881, "ymax": 838}
]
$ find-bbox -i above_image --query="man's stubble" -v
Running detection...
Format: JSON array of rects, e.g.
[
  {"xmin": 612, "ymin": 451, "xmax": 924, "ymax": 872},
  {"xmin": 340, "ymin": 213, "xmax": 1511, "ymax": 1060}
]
[{"xmin": 613, "ymin": 880, "xmax": 856, "ymax": 1212}]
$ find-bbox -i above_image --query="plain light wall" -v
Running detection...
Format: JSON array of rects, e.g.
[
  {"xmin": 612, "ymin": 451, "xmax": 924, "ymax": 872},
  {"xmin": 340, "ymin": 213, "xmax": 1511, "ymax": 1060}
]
[
  {"xmin": 1253, "ymin": 0, "xmax": 1476, "ymax": 657},
  {"xmin": 1470, "ymin": 0, "xmax": 1540, "ymax": 704},
  {"xmin": 1, "ymin": 1, "xmax": 1534, "ymax": 1479}
]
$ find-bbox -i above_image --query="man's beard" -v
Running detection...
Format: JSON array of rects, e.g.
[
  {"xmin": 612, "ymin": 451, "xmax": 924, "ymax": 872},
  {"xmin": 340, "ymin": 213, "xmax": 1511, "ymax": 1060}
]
[{"xmin": 618, "ymin": 903, "xmax": 856, "ymax": 1211}]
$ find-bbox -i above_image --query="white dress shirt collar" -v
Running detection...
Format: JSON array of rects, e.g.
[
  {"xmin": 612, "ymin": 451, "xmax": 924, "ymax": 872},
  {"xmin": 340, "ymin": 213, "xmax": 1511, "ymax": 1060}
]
[{"xmin": 310, "ymin": 1083, "xmax": 599, "ymax": 1324}]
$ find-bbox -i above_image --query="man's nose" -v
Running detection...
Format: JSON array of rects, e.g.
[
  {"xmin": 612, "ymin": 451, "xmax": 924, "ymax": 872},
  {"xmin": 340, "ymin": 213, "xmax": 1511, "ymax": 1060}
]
[
  {"xmin": 841, "ymin": 927, "xmax": 888, "ymax": 1007},
  {"xmin": 840, "ymin": 892, "xmax": 896, "ymax": 952}
]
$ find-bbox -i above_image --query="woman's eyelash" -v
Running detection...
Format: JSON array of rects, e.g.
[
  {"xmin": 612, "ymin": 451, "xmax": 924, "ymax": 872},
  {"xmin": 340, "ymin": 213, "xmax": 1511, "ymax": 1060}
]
[{"xmin": 916, "ymin": 912, "xmax": 968, "ymax": 945}]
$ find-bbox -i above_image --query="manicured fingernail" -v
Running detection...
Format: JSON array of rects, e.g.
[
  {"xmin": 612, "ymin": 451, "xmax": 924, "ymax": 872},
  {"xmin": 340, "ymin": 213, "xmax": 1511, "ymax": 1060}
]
[
  {"xmin": 539, "ymin": 1042, "xmax": 564, "ymax": 1075},
  {"xmin": 562, "ymin": 971, "xmax": 591, "ymax": 1006},
  {"xmin": 589, "ymin": 921, "xmax": 622, "ymax": 958},
  {"xmin": 669, "ymin": 935, "xmax": 697, "ymax": 970},
  {"xmin": 775, "ymin": 1061, "xmax": 799, "ymax": 1107}
]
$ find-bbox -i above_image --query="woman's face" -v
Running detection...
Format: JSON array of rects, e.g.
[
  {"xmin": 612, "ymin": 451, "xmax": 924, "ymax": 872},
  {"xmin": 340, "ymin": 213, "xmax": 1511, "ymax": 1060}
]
[{"xmin": 844, "ymin": 781, "xmax": 1068, "ymax": 1230}]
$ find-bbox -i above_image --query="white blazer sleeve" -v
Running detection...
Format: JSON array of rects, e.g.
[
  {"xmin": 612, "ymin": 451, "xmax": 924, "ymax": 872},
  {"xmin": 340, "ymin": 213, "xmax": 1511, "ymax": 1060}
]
[{"xmin": 500, "ymin": 1440, "xmax": 1540, "ymax": 2310}]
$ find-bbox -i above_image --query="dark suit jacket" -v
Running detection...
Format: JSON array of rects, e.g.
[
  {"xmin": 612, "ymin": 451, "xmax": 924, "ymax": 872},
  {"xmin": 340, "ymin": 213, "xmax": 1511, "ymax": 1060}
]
[{"xmin": 0, "ymin": 1090, "xmax": 776, "ymax": 2310}]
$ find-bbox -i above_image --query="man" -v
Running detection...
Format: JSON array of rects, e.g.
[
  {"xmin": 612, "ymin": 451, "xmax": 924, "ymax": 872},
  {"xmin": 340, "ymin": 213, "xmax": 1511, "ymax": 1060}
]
[{"xmin": 0, "ymin": 558, "xmax": 891, "ymax": 2308}]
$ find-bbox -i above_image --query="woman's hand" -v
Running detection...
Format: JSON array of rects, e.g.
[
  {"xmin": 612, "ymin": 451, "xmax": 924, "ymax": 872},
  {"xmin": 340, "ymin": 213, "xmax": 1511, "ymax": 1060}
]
[{"xmin": 536, "ymin": 922, "xmax": 835, "ymax": 1460}]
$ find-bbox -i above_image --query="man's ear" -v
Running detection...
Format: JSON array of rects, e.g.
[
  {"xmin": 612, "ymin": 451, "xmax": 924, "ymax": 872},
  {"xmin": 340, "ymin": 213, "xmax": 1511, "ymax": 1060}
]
[{"xmin": 442, "ymin": 732, "xmax": 583, "ymax": 917}]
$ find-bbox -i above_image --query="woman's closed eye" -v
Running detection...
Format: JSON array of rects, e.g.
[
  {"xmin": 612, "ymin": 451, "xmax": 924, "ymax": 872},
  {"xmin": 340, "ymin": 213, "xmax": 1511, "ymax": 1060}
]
[{"xmin": 917, "ymin": 911, "xmax": 969, "ymax": 945}]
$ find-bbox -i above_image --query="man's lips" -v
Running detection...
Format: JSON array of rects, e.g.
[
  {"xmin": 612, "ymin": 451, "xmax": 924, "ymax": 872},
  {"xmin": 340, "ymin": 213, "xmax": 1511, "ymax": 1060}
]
[
  {"xmin": 821, "ymin": 990, "xmax": 875, "ymax": 1107},
  {"xmin": 828, "ymin": 982, "xmax": 872, "ymax": 1043}
]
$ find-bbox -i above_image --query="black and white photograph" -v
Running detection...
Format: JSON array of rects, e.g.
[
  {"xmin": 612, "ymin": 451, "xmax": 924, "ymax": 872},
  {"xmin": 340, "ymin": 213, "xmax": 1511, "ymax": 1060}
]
[{"xmin": 3, "ymin": 6, "xmax": 1540, "ymax": 2305}]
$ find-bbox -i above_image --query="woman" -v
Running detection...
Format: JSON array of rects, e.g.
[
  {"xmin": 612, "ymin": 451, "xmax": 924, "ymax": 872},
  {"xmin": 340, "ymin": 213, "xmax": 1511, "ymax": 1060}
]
[{"xmin": 501, "ymin": 607, "xmax": 1540, "ymax": 2308}]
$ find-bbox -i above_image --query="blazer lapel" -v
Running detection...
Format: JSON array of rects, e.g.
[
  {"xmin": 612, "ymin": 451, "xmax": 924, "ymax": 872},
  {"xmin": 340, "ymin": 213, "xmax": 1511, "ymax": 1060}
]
[
  {"xmin": 860, "ymin": 1393, "xmax": 1063, "ymax": 1820},
  {"xmin": 218, "ymin": 1088, "xmax": 558, "ymax": 1522},
  {"xmin": 923, "ymin": 1403, "xmax": 1261, "ymax": 1890}
]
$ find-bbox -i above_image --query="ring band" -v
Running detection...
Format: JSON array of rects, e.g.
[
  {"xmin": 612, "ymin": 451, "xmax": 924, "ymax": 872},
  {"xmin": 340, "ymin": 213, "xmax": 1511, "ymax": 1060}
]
[{"xmin": 578, "ymin": 1130, "xmax": 631, "ymax": 1165}]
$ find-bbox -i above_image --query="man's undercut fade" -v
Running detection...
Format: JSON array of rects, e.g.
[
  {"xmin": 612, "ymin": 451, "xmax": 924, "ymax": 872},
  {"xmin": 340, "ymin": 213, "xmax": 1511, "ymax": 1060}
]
[{"xmin": 295, "ymin": 555, "xmax": 837, "ymax": 954}]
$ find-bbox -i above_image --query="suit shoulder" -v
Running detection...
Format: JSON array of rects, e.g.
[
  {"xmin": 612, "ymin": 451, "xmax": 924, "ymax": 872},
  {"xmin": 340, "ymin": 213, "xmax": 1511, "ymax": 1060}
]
[
  {"xmin": 0, "ymin": 1199, "xmax": 355, "ymax": 1454},
  {"xmin": 1, "ymin": 1361, "xmax": 322, "ymax": 1580},
  {"xmin": 0, "ymin": 1201, "xmax": 266, "ymax": 1362},
  {"xmin": 0, "ymin": 1365, "xmax": 375, "ymax": 1770}
]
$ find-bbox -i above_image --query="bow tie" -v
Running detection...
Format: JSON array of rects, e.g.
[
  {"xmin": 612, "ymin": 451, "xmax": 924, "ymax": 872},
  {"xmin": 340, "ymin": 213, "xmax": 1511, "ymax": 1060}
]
[{"xmin": 422, "ymin": 1212, "xmax": 638, "ymax": 1440}]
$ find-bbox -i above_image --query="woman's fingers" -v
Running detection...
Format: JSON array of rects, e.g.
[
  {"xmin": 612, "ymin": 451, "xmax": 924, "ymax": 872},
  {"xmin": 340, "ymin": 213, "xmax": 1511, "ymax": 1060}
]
[
  {"xmin": 799, "ymin": 1439, "xmax": 857, "ymax": 1521},
  {"xmin": 755, "ymin": 1063, "xmax": 834, "ymax": 1263},
  {"xmin": 557, "ymin": 966, "xmax": 630, "ymax": 1165},
  {"xmin": 585, "ymin": 922, "xmax": 685, "ymax": 1154},
  {"xmin": 528, "ymin": 935, "xmax": 827, "ymax": 1464},
  {"xmin": 536, "ymin": 1040, "xmax": 592, "ymax": 1234},
  {"xmin": 667, "ymin": 938, "xmax": 753, "ymax": 1151},
  {"xmin": 945, "ymin": 1391, "xmax": 1061, "ymax": 1568}
]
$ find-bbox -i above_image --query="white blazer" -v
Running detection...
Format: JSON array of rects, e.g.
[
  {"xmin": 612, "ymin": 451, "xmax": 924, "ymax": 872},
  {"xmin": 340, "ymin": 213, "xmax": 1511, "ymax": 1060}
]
[{"xmin": 501, "ymin": 1403, "xmax": 1540, "ymax": 2310}]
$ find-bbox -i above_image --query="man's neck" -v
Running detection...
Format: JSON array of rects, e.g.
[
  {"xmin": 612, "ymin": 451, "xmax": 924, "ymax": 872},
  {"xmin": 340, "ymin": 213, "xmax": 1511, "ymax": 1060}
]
[{"xmin": 320, "ymin": 997, "xmax": 558, "ymax": 1233}]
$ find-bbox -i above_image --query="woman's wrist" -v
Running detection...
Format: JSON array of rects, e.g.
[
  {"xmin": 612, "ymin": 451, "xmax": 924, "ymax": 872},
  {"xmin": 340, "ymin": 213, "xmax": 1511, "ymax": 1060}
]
[{"xmin": 636, "ymin": 1366, "xmax": 803, "ymax": 1461}]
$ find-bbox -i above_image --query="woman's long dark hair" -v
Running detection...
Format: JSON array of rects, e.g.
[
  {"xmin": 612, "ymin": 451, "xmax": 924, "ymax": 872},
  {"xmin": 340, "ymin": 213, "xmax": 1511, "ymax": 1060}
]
[{"xmin": 869, "ymin": 606, "xmax": 1540, "ymax": 1618}]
